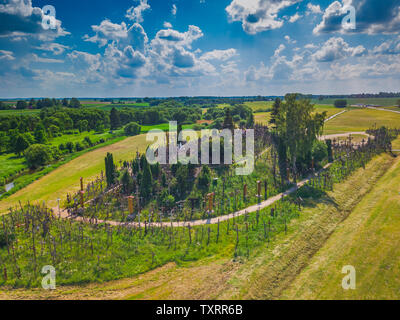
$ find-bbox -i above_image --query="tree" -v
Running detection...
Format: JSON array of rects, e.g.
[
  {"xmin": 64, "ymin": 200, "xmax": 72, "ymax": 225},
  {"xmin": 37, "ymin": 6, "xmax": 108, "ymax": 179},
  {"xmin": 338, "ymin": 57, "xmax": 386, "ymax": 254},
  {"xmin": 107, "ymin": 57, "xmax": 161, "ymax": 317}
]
[
  {"xmin": 62, "ymin": 98, "xmax": 69, "ymax": 107},
  {"xmin": 312, "ymin": 140, "xmax": 328, "ymax": 163},
  {"xmin": 175, "ymin": 165, "xmax": 188, "ymax": 199},
  {"xmin": 222, "ymin": 108, "xmax": 234, "ymax": 132},
  {"xmin": 326, "ymin": 139, "xmax": 333, "ymax": 163},
  {"xmin": 246, "ymin": 113, "xmax": 254, "ymax": 128},
  {"xmin": 16, "ymin": 100, "xmax": 27, "ymax": 110},
  {"xmin": 110, "ymin": 107, "xmax": 121, "ymax": 130},
  {"xmin": 124, "ymin": 122, "xmax": 141, "ymax": 136},
  {"xmin": 197, "ymin": 165, "xmax": 211, "ymax": 191},
  {"xmin": 272, "ymin": 94, "xmax": 326, "ymax": 182},
  {"xmin": 14, "ymin": 134, "xmax": 30, "ymax": 156},
  {"xmin": 270, "ymin": 97, "xmax": 282, "ymax": 126},
  {"xmin": 140, "ymin": 156, "xmax": 153, "ymax": 200},
  {"xmin": 334, "ymin": 99, "xmax": 347, "ymax": 108},
  {"xmin": 24, "ymin": 144, "xmax": 53, "ymax": 169},
  {"xmin": 120, "ymin": 169, "xmax": 133, "ymax": 194},
  {"xmin": 34, "ymin": 124, "xmax": 47, "ymax": 144},
  {"xmin": 77, "ymin": 120, "xmax": 88, "ymax": 133},
  {"xmin": 69, "ymin": 98, "xmax": 81, "ymax": 108},
  {"xmin": 105, "ymin": 152, "xmax": 116, "ymax": 187}
]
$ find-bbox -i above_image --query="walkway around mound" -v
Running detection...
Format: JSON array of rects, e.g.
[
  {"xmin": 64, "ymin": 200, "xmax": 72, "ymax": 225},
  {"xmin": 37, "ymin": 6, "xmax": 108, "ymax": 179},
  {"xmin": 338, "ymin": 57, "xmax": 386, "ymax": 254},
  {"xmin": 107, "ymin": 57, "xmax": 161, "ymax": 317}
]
[{"xmin": 55, "ymin": 163, "xmax": 332, "ymax": 228}]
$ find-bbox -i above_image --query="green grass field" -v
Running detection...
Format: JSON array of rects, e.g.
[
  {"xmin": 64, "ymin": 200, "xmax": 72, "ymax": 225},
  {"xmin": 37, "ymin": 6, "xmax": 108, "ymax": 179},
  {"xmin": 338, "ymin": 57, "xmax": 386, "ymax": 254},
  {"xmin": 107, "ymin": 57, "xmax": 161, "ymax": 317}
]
[
  {"xmin": 312, "ymin": 97, "xmax": 399, "ymax": 107},
  {"xmin": 0, "ymin": 134, "xmax": 151, "ymax": 212},
  {"xmin": 324, "ymin": 108, "xmax": 400, "ymax": 134},
  {"xmin": 282, "ymin": 153, "xmax": 400, "ymax": 299}
]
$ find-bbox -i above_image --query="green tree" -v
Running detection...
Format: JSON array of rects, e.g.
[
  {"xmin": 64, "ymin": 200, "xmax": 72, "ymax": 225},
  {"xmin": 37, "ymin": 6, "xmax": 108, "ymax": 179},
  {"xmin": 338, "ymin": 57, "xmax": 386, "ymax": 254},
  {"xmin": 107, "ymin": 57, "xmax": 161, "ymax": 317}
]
[
  {"xmin": 222, "ymin": 108, "xmax": 234, "ymax": 132},
  {"xmin": 270, "ymin": 97, "xmax": 282, "ymax": 126},
  {"xmin": 124, "ymin": 122, "xmax": 141, "ymax": 136},
  {"xmin": 105, "ymin": 152, "xmax": 116, "ymax": 187},
  {"xmin": 110, "ymin": 107, "xmax": 121, "ymax": 130},
  {"xmin": 34, "ymin": 124, "xmax": 47, "ymax": 144},
  {"xmin": 62, "ymin": 98, "xmax": 69, "ymax": 107},
  {"xmin": 77, "ymin": 120, "xmax": 89, "ymax": 133},
  {"xmin": 14, "ymin": 134, "xmax": 31, "ymax": 156},
  {"xmin": 16, "ymin": 100, "xmax": 27, "ymax": 110},
  {"xmin": 120, "ymin": 169, "xmax": 134, "ymax": 195},
  {"xmin": 273, "ymin": 94, "xmax": 326, "ymax": 182},
  {"xmin": 197, "ymin": 165, "xmax": 211, "ymax": 191},
  {"xmin": 24, "ymin": 144, "xmax": 53, "ymax": 169},
  {"xmin": 69, "ymin": 98, "xmax": 81, "ymax": 108},
  {"xmin": 140, "ymin": 156, "xmax": 153, "ymax": 200}
]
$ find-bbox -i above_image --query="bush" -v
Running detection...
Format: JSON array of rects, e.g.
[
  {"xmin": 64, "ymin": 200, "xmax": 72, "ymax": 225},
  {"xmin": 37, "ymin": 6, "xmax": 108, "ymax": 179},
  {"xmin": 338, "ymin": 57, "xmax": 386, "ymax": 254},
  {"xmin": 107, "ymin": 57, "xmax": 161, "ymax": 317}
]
[
  {"xmin": 124, "ymin": 122, "xmax": 141, "ymax": 136},
  {"xmin": 312, "ymin": 140, "xmax": 328, "ymax": 163},
  {"xmin": 75, "ymin": 142, "xmax": 85, "ymax": 152},
  {"xmin": 84, "ymin": 136, "xmax": 93, "ymax": 146},
  {"xmin": 65, "ymin": 141, "xmax": 74, "ymax": 153},
  {"xmin": 24, "ymin": 144, "xmax": 53, "ymax": 169}
]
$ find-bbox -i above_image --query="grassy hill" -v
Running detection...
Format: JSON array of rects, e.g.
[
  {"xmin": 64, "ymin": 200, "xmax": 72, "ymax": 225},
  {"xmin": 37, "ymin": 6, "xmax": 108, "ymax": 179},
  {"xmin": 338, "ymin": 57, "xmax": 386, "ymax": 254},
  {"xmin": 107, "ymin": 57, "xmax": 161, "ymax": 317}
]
[{"xmin": 281, "ymin": 153, "xmax": 400, "ymax": 299}]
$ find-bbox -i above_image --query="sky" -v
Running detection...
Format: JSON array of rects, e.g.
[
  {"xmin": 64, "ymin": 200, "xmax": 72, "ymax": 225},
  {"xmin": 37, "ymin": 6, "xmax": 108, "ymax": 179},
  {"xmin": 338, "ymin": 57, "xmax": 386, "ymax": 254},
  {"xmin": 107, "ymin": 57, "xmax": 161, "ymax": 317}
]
[{"xmin": 0, "ymin": 0, "xmax": 399, "ymax": 98}]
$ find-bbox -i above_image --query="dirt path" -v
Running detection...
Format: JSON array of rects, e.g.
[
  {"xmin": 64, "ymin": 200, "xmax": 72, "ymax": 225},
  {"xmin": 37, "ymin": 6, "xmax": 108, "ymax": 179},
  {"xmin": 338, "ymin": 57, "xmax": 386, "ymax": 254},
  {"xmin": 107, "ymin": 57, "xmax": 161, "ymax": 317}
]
[{"xmin": 54, "ymin": 163, "xmax": 332, "ymax": 228}]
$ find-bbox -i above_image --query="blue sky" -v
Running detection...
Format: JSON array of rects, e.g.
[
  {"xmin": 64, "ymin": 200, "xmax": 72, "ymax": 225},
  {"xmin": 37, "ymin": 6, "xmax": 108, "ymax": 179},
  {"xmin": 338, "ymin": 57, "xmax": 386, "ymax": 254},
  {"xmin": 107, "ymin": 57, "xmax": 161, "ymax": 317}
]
[{"xmin": 0, "ymin": 0, "xmax": 399, "ymax": 98}]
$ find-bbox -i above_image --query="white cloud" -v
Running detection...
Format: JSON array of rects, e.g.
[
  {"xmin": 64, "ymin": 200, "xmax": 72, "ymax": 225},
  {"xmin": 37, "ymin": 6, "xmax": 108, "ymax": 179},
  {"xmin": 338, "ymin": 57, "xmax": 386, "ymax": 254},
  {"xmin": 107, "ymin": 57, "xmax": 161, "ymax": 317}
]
[
  {"xmin": 34, "ymin": 43, "xmax": 69, "ymax": 55},
  {"xmin": 126, "ymin": 0, "xmax": 150, "ymax": 23},
  {"xmin": 0, "ymin": 50, "xmax": 15, "ymax": 60},
  {"xmin": 284, "ymin": 35, "xmax": 297, "ymax": 44},
  {"xmin": 226, "ymin": 0, "xmax": 303, "ymax": 34},
  {"xmin": 307, "ymin": 3, "xmax": 322, "ymax": 15},
  {"xmin": 314, "ymin": 0, "xmax": 400, "ymax": 34},
  {"xmin": 200, "ymin": 49, "xmax": 238, "ymax": 61},
  {"xmin": 163, "ymin": 22, "xmax": 172, "ymax": 29},
  {"xmin": 289, "ymin": 13, "xmax": 302, "ymax": 23},
  {"xmin": 312, "ymin": 37, "xmax": 366, "ymax": 62}
]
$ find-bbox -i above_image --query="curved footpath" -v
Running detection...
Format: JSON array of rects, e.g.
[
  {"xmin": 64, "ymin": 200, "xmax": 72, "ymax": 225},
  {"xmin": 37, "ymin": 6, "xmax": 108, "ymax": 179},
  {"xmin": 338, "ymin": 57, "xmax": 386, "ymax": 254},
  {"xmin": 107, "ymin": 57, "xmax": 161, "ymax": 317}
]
[{"xmin": 54, "ymin": 163, "xmax": 332, "ymax": 228}]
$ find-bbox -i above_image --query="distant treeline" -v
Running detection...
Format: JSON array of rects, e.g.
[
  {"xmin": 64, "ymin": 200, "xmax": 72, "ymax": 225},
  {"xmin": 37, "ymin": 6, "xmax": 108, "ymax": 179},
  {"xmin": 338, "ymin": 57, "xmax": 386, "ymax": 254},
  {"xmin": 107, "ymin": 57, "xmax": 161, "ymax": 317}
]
[{"xmin": 312, "ymin": 92, "xmax": 400, "ymax": 99}]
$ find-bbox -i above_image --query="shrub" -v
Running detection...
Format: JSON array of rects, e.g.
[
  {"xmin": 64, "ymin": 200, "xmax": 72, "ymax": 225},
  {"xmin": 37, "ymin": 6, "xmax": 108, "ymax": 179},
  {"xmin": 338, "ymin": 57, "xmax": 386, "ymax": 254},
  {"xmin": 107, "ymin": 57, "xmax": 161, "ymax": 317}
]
[
  {"xmin": 84, "ymin": 136, "xmax": 93, "ymax": 146},
  {"xmin": 75, "ymin": 142, "xmax": 85, "ymax": 152},
  {"xmin": 24, "ymin": 144, "xmax": 53, "ymax": 169},
  {"xmin": 124, "ymin": 122, "xmax": 141, "ymax": 136},
  {"xmin": 65, "ymin": 141, "xmax": 74, "ymax": 153},
  {"xmin": 312, "ymin": 140, "xmax": 328, "ymax": 163}
]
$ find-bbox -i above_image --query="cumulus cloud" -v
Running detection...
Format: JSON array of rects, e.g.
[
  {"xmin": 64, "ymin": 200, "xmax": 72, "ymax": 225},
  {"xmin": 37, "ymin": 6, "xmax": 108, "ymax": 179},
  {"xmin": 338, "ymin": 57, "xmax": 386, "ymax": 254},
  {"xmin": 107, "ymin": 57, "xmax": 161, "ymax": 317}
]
[
  {"xmin": 312, "ymin": 37, "xmax": 366, "ymax": 62},
  {"xmin": 373, "ymin": 36, "xmax": 400, "ymax": 55},
  {"xmin": 314, "ymin": 0, "xmax": 400, "ymax": 34},
  {"xmin": 163, "ymin": 22, "xmax": 172, "ymax": 28},
  {"xmin": 200, "ymin": 49, "xmax": 238, "ymax": 61},
  {"xmin": 226, "ymin": 0, "xmax": 303, "ymax": 34},
  {"xmin": 34, "ymin": 43, "xmax": 69, "ymax": 55},
  {"xmin": 0, "ymin": 0, "xmax": 69, "ymax": 40},
  {"xmin": 125, "ymin": 0, "xmax": 150, "ymax": 23},
  {"xmin": 84, "ymin": 20, "xmax": 148, "ymax": 51},
  {"xmin": 289, "ymin": 13, "xmax": 302, "ymax": 23},
  {"xmin": 307, "ymin": 3, "xmax": 322, "ymax": 15}
]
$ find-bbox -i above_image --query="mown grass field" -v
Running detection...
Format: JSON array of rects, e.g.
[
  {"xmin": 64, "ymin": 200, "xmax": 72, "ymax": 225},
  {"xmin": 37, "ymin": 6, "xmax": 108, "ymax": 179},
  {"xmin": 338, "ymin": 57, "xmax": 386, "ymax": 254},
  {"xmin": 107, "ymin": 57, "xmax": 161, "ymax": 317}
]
[
  {"xmin": 312, "ymin": 97, "xmax": 399, "ymax": 107},
  {"xmin": 0, "ymin": 149, "xmax": 393, "ymax": 299},
  {"xmin": 324, "ymin": 108, "xmax": 400, "ymax": 134},
  {"xmin": 282, "ymin": 154, "xmax": 400, "ymax": 299},
  {"xmin": 0, "ymin": 134, "xmax": 151, "ymax": 212}
]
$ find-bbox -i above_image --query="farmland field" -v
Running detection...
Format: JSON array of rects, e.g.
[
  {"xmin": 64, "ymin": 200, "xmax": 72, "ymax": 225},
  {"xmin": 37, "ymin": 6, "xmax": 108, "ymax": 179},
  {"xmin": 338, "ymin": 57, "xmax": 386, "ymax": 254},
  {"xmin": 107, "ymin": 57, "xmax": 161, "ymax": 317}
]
[
  {"xmin": 324, "ymin": 108, "xmax": 400, "ymax": 134},
  {"xmin": 312, "ymin": 97, "xmax": 399, "ymax": 107},
  {"xmin": 0, "ymin": 134, "xmax": 150, "ymax": 213}
]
